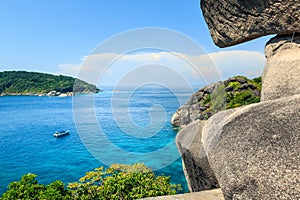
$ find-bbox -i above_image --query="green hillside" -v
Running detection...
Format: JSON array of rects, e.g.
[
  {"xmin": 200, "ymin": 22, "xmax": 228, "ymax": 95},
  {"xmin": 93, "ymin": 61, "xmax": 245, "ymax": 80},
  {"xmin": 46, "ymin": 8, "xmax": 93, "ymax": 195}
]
[{"xmin": 0, "ymin": 71, "xmax": 100, "ymax": 95}]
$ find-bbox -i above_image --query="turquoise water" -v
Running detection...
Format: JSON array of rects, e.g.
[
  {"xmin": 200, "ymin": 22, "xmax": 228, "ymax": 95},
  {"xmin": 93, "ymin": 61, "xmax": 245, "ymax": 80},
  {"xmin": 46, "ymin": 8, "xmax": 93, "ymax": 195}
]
[{"xmin": 0, "ymin": 87, "xmax": 193, "ymax": 194}]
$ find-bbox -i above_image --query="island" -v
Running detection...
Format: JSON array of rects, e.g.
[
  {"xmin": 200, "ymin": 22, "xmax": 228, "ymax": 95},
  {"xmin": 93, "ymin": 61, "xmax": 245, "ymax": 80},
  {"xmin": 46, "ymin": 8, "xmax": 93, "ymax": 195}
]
[{"xmin": 0, "ymin": 71, "xmax": 101, "ymax": 96}]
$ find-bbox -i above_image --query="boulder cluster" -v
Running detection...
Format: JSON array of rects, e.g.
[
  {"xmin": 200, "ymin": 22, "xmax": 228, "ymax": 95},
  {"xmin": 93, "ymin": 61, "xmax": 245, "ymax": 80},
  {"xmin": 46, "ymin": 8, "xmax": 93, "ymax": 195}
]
[
  {"xmin": 43, "ymin": 91, "xmax": 74, "ymax": 97},
  {"xmin": 175, "ymin": 1, "xmax": 300, "ymax": 199}
]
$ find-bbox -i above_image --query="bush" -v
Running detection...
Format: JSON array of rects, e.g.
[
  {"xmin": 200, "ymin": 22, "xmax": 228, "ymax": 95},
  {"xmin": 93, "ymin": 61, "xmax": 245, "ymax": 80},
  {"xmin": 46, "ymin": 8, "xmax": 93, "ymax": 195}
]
[
  {"xmin": 226, "ymin": 91, "xmax": 260, "ymax": 109},
  {"xmin": 0, "ymin": 174, "xmax": 71, "ymax": 200},
  {"xmin": 228, "ymin": 81, "xmax": 241, "ymax": 90},
  {"xmin": 68, "ymin": 163, "xmax": 181, "ymax": 200},
  {"xmin": 1, "ymin": 163, "xmax": 181, "ymax": 200}
]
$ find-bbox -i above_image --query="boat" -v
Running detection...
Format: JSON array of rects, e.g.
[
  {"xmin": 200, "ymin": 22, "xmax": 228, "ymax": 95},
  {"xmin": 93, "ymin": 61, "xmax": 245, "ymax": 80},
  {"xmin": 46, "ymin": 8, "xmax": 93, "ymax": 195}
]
[{"xmin": 53, "ymin": 130, "xmax": 69, "ymax": 137}]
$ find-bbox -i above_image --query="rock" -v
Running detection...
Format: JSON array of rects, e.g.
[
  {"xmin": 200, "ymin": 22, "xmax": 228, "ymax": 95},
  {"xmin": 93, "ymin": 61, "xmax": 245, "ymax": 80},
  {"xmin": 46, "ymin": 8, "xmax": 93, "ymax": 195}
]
[
  {"xmin": 171, "ymin": 76, "xmax": 261, "ymax": 127},
  {"xmin": 180, "ymin": 106, "xmax": 190, "ymax": 126},
  {"xmin": 176, "ymin": 120, "xmax": 219, "ymax": 192},
  {"xmin": 265, "ymin": 34, "xmax": 300, "ymax": 58},
  {"xmin": 224, "ymin": 86, "xmax": 233, "ymax": 92},
  {"xmin": 248, "ymin": 84, "xmax": 257, "ymax": 90},
  {"xmin": 236, "ymin": 77, "xmax": 247, "ymax": 84},
  {"xmin": 200, "ymin": 0, "xmax": 300, "ymax": 47},
  {"xmin": 47, "ymin": 91, "xmax": 58, "ymax": 96},
  {"xmin": 199, "ymin": 106, "xmax": 207, "ymax": 111},
  {"xmin": 262, "ymin": 34, "xmax": 300, "ymax": 101},
  {"xmin": 59, "ymin": 93, "xmax": 68, "ymax": 97},
  {"xmin": 190, "ymin": 93, "xmax": 199, "ymax": 104},
  {"xmin": 140, "ymin": 188, "xmax": 224, "ymax": 200},
  {"xmin": 171, "ymin": 110, "xmax": 181, "ymax": 127},
  {"xmin": 67, "ymin": 92, "xmax": 74, "ymax": 96},
  {"xmin": 201, "ymin": 94, "xmax": 300, "ymax": 199},
  {"xmin": 239, "ymin": 83, "xmax": 249, "ymax": 91},
  {"xmin": 205, "ymin": 83, "xmax": 217, "ymax": 94}
]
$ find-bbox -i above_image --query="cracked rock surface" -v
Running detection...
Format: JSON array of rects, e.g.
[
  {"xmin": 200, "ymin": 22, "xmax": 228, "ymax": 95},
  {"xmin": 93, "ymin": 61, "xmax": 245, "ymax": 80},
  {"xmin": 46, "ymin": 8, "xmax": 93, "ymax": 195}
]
[{"xmin": 200, "ymin": 0, "xmax": 300, "ymax": 47}]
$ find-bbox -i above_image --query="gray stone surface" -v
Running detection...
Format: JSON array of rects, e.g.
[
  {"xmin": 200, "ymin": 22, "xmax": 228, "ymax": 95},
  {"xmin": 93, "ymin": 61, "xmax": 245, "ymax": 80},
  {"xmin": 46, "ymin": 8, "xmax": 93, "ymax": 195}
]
[
  {"xmin": 171, "ymin": 82, "xmax": 223, "ymax": 127},
  {"xmin": 200, "ymin": 0, "xmax": 300, "ymax": 47},
  {"xmin": 176, "ymin": 120, "xmax": 219, "ymax": 192},
  {"xmin": 141, "ymin": 188, "xmax": 224, "ymax": 200},
  {"xmin": 262, "ymin": 34, "xmax": 300, "ymax": 101},
  {"xmin": 202, "ymin": 94, "xmax": 300, "ymax": 199}
]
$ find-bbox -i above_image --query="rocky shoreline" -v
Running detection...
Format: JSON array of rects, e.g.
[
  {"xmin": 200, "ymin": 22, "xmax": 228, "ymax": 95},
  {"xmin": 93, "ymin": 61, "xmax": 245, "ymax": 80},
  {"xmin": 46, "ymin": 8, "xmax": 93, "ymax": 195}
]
[{"xmin": 0, "ymin": 90, "xmax": 94, "ymax": 97}]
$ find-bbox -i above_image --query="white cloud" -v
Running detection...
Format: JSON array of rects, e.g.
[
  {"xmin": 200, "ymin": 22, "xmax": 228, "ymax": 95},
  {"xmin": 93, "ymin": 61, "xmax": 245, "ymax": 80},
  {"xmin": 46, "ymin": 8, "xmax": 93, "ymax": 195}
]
[
  {"xmin": 207, "ymin": 50, "xmax": 266, "ymax": 79},
  {"xmin": 57, "ymin": 50, "xmax": 266, "ymax": 87},
  {"xmin": 57, "ymin": 64, "xmax": 81, "ymax": 77}
]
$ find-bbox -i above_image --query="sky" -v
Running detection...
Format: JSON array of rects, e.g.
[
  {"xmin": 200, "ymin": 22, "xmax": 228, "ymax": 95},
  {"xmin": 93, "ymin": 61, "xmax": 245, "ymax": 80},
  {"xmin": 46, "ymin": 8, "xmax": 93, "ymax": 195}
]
[{"xmin": 0, "ymin": 0, "xmax": 273, "ymax": 87}]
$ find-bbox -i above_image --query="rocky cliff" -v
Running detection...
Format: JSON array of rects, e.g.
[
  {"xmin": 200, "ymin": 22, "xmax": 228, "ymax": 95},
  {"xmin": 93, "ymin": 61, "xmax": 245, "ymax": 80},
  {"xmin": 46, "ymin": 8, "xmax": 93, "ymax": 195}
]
[
  {"xmin": 171, "ymin": 76, "xmax": 261, "ymax": 127},
  {"xmin": 175, "ymin": 1, "xmax": 300, "ymax": 199}
]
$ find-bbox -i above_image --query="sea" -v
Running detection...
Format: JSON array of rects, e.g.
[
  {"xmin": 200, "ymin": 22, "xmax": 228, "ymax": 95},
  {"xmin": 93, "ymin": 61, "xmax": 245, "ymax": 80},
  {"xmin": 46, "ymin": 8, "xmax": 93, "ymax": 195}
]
[{"xmin": 0, "ymin": 86, "xmax": 197, "ymax": 194}]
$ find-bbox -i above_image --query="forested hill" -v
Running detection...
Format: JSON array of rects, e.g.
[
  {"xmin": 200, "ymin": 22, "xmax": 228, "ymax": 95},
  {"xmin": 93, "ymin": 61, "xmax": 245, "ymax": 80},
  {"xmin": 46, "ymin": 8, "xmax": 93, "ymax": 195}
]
[{"xmin": 0, "ymin": 71, "xmax": 101, "ymax": 96}]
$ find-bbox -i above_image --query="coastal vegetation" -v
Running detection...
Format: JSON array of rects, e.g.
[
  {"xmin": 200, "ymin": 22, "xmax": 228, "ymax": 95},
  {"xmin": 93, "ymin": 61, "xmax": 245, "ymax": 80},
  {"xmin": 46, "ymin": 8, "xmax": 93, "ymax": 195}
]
[
  {"xmin": 171, "ymin": 76, "xmax": 262, "ymax": 127},
  {"xmin": 224, "ymin": 76, "xmax": 261, "ymax": 109},
  {"xmin": 0, "ymin": 71, "xmax": 100, "ymax": 96},
  {"xmin": 0, "ymin": 163, "xmax": 181, "ymax": 200},
  {"xmin": 203, "ymin": 76, "xmax": 261, "ymax": 119}
]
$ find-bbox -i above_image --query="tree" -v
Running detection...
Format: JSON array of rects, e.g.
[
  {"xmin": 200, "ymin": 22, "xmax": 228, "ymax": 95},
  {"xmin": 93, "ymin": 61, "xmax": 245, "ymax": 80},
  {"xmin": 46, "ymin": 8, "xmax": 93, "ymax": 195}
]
[
  {"xmin": 1, "ymin": 163, "xmax": 181, "ymax": 200},
  {"xmin": 0, "ymin": 174, "xmax": 71, "ymax": 200},
  {"xmin": 68, "ymin": 163, "xmax": 181, "ymax": 200}
]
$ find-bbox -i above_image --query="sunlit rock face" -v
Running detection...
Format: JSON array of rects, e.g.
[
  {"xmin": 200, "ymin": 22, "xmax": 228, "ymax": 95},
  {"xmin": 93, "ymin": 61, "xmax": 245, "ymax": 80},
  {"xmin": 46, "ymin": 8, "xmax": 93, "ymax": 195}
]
[
  {"xmin": 262, "ymin": 34, "xmax": 300, "ymax": 101},
  {"xmin": 175, "ymin": 1, "xmax": 300, "ymax": 199},
  {"xmin": 200, "ymin": 0, "xmax": 300, "ymax": 47}
]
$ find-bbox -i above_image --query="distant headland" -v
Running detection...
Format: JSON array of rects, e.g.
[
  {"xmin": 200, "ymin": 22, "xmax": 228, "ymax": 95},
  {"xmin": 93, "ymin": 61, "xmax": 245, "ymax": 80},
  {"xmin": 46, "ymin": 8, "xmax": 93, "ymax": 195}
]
[{"xmin": 0, "ymin": 71, "xmax": 101, "ymax": 96}]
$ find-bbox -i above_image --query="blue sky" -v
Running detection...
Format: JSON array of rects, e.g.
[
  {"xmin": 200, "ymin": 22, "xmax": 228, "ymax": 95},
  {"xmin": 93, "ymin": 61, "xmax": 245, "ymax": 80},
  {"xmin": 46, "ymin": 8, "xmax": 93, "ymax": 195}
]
[{"xmin": 0, "ymin": 0, "xmax": 272, "ymax": 86}]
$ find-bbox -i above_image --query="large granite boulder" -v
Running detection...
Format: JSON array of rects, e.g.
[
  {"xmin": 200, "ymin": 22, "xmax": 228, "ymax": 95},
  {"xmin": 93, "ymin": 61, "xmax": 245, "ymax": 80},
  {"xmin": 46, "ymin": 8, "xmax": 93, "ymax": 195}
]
[
  {"xmin": 200, "ymin": 0, "xmax": 300, "ymax": 47},
  {"xmin": 176, "ymin": 120, "xmax": 219, "ymax": 192},
  {"xmin": 202, "ymin": 94, "xmax": 300, "ymax": 199},
  {"xmin": 175, "ymin": 34, "xmax": 300, "ymax": 199},
  {"xmin": 262, "ymin": 34, "xmax": 300, "ymax": 101}
]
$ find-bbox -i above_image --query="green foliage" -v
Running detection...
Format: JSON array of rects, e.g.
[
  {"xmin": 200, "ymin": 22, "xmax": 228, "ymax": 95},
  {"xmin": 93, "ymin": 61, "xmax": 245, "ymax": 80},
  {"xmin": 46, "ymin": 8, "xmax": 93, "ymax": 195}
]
[
  {"xmin": 228, "ymin": 81, "xmax": 241, "ymax": 90},
  {"xmin": 211, "ymin": 84, "xmax": 226, "ymax": 112},
  {"xmin": 68, "ymin": 163, "xmax": 181, "ymax": 200},
  {"xmin": 226, "ymin": 90, "xmax": 260, "ymax": 109},
  {"xmin": 252, "ymin": 76, "xmax": 262, "ymax": 91},
  {"xmin": 194, "ymin": 76, "xmax": 262, "ymax": 120},
  {"xmin": 202, "ymin": 94, "xmax": 211, "ymax": 105},
  {"xmin": 0, "ymin": 174, "xmax": 71, "ymax": 200},
  {"xmin": 0, "ymin": 71, "xmax": 100, "ymax": 95},
  {"xmin": 1, "ymin": 164, "xmax": 181, "ymax": 200}
]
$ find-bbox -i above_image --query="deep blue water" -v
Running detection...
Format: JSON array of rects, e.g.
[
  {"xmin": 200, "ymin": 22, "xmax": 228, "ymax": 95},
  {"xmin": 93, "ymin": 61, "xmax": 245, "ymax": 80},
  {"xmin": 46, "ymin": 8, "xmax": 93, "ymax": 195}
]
[{"xmin": 0, "ymin": 87, "xmax": 194, "ymax": 194}]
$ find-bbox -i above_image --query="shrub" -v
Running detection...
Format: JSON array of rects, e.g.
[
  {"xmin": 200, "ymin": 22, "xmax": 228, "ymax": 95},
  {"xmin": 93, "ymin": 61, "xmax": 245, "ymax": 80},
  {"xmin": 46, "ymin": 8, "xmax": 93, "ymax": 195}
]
[
  {"xmin": 68, "ymin": 163, "xmax": 181, "ymax": 200},
  {"xmin": 1, "ymin": 164, "xmax": 181, "ymax": 200},
  {"xmin": 0, "ymin": 174, "xmax": 71, "ymax": 200},
  {"xmin": 226, "ymin": 91, "xmax": 260, "ymax": 109},
  {"xmin": 228, "ymin": 81, "xmax": 241, "ymax": 90}
]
